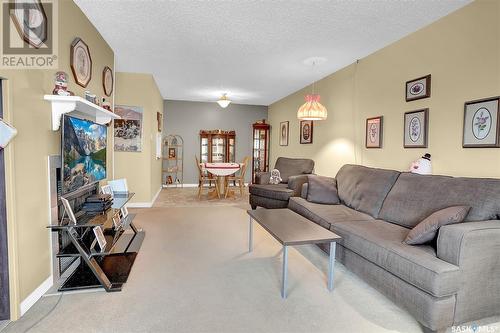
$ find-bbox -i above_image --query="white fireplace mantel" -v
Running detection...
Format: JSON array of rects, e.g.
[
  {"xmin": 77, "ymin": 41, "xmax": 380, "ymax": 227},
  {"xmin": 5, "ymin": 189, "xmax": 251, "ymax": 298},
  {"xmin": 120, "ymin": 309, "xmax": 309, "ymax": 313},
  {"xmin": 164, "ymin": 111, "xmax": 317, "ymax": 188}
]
[{"xmin": 44, "ymin": 95, "xmax": 120, "ymax": 131}]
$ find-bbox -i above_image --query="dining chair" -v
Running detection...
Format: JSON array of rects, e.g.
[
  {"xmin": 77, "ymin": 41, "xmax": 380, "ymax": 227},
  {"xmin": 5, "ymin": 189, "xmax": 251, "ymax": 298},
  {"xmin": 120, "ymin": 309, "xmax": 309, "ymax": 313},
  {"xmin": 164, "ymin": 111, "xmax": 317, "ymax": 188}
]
[
  {"xmin": 225, "ymin": 156, "xmax": 250, "ymax": 198},
  {"xmin": 196, "ymin": 156, "xmax": 219, "ymax": 199}
]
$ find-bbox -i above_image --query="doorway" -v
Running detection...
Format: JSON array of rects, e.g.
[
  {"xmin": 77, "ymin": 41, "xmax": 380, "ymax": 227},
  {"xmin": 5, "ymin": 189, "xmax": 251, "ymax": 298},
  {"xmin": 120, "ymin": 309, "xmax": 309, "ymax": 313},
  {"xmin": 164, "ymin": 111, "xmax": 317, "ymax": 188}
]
[{"xmin": 0, "ymin": 79, "xmax": 10, "ymax": 320}]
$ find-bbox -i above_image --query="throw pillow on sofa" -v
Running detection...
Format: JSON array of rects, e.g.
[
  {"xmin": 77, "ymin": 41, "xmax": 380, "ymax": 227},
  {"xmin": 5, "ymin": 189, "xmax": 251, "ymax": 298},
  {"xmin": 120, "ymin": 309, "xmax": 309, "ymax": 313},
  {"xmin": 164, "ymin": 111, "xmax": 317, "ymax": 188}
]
[
  {"xmin": 404, "ymin": 206, "xmax": 470, "ymax": 245},
  {"xmin": 306, "ymin": 175, "xmax": 340, "ymax": 205}
]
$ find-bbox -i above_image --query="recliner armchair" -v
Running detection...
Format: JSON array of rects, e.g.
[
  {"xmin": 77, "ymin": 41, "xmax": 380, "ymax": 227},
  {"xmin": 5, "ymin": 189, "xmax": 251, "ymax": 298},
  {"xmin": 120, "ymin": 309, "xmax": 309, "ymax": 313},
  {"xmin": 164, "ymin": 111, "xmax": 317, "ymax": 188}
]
[{"xmin": 249, "ymin": 157, "xmax": 314, "ymax": 209}]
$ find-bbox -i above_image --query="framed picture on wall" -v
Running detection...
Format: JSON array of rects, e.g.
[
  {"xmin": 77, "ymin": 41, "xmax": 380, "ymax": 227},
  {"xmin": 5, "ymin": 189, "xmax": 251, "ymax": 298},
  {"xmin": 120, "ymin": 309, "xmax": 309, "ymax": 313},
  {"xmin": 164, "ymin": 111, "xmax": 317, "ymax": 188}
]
[
  {"xmin": 300, "ymin": 120, "xmax": 313, "ymax": 144},
  {"xmin": 279, "ymin": 121, "xmax": 289, "ymax": 146},
  {"xmin": 404, "ymin": 109, "xmax": 429, "ymax": 148},
  {"xmin": 405, "ymin": 75, "xmax": 431, "ymax": 102},
  {"xmin": 168, "ymin": 148, "xmax": 176, "ymax": 158},
  {"xmin": 157, "ymin": 112, "xmax": 163, "ymax": 132},
  {"xmin": 102, "ymin": 66, "xmax": 113, "ymax": 97},
  {"xmin": 463, "ymin": 96, "xmax": 500, "ymax": 148},
  {"xmin": 70, "ymin": 38, "xmax": 92, "ymax": 88},
  {"xmin": 114, "ymin": 105, "xmax": 143, "ymax": 152},
  {"xmin": 366, "ymin": 116, "xmax": 383, "ymax": 148}
]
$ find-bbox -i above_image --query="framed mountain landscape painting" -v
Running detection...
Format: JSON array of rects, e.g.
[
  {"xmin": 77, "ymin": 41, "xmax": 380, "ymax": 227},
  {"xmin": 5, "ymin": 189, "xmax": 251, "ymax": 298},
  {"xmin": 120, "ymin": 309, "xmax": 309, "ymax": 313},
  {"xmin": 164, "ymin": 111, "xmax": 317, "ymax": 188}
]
[{"xmin": 463, "ymin": 96, "xmax": 500, "ymax": 148}]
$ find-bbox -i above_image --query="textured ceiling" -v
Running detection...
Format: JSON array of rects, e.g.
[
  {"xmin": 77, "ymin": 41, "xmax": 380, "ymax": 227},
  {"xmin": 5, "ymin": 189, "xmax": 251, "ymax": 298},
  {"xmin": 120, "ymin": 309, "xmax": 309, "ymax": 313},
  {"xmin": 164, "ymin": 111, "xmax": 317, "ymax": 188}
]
[{"xmin": 74, "ymin": 0, "xmax": 470, "ymax": 106}]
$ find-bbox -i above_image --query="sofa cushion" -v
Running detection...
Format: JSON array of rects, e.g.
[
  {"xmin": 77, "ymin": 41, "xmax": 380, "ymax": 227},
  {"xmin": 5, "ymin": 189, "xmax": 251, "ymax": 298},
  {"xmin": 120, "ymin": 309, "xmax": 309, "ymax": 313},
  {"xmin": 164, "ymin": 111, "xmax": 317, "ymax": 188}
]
[
  {"xmin": 288, "ymin": 197, "xmax": 373, "ymax": 229},
  {"xmin": 331, "ymin": 219, "xmax": 460, "ymax": 297},
  {"xmin": 405, "ymin": 206, "xmax": 470, "ymax": 245},
  {"xmin": 379, "ymin": 172, "xmax": 500, "ymax": 228},
  {"xmin": 306, "ymin": 175, "xmax": 340, "ymax": 205},
  {"xmin": 335, "ymin": 164, "xmax": 400, "ymax": 218},
  {"xmin": 274, "ymin": 157, "xmax": 314, "ymax": 183},
  {"xmin": 249, "ymin": 184, "xmax": 293, "ymax": 201}
]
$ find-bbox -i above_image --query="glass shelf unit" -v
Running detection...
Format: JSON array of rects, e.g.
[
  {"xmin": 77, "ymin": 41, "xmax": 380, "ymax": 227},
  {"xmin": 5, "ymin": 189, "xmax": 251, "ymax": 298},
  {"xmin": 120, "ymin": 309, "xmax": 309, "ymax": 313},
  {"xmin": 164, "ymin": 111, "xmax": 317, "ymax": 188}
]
[{"xmin": 162, "ymin": 134, "xmax": 184, "ymax": 187}]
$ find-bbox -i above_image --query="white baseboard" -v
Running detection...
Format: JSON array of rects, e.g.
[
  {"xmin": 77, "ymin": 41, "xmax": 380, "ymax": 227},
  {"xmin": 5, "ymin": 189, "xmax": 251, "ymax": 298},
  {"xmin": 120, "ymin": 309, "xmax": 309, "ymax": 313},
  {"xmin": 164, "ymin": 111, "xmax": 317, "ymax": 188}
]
[
  {"xmin": 163, "ymin": 183, "xmax": 249, "ymax": 188},
  {"xmin": 126, "ymin": 202, "xmax": 152, "ymax": 208},
  {"xmin": 126, "ymin": 187, "xmax": 162, "ymax": 208},
  {"xmin": 20, "ymin": 275, "xmax": 53, "ymax": 316},
  {"xmin": 151, "ymin": 187, "xmax": 161, "ymax": 204}
]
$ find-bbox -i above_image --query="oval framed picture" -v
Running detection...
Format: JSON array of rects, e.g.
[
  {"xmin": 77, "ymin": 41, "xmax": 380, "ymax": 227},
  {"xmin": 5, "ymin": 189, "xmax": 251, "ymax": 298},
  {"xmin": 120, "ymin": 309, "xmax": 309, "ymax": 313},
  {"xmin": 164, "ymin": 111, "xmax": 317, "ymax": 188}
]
[
  {"xmin": 463, "ymin": 96, "xmax": 500, "ymax": 148},
  {"xmin": 103, "ymin": 66, "xmax": 114, "ymax": 96},
  {"xmin": 404, "ymin": 109, "xmax": 428, "ymax": 148},
  {"xmin": 70, "ymin": 37, "xmax": 92, "ymax": 88}
]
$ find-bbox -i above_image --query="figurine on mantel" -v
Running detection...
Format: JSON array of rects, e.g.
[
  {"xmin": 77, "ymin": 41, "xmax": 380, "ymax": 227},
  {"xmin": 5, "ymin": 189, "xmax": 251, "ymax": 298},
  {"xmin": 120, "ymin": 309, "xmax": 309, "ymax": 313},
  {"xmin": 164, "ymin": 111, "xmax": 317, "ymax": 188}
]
[
  {"xmin": 101, "ymin": 98, "xmax": 112, "ymax": 111},
  {"xmin": 409, "ymin": 153, "xmax": 432, "ymax": 175},
  {"xmin": 52, "ymin": 71, "xmax": 74, "ymax": 96},
  {"xmin": 84, "ymin": 91, "xmax": 98, "ymax": 105}
]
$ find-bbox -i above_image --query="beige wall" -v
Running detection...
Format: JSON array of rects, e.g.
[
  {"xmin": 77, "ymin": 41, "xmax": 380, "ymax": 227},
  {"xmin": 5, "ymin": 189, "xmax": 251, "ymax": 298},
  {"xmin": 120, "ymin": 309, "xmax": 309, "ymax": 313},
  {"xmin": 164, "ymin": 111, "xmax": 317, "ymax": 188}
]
[
  {"xmin": 114, "ymin": 72, "xmax": 164, "ymax": 204},
  {"xmin": 0, "ymin": 0, "xmax": 114, "ymax": 319},
  {"xmin": 269, "ymin": 0, "xmax": 500, "ymax": 178},
  {"xmin": 150, "ymin": 82, "xmax": 163, "ymax": 200}
]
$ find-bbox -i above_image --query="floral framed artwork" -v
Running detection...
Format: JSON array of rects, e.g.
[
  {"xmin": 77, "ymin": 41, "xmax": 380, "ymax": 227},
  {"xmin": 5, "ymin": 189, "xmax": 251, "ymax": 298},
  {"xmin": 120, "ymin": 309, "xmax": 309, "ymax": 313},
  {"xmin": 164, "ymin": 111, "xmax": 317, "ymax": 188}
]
[
  {"xmin": 279, "ymin": 121, "xmax": 289, "ymax": 146},
  {"xmin": 463, "ymin": 96, "xmax": 500, "ymax": 148},
  {"xmin": 300, "ymin": 120, "xmax": 313, "ymax": 144},
  {"xmin": 366, "ymin": 116, "xmax": 383, "ymax": 148},
  {"xmin": 405, "ymin": 75, "xmax": 431, "ymax": 102},
  {"xmin": 404, "ymin": 109, "xmax": 428, "ymax": 148}
]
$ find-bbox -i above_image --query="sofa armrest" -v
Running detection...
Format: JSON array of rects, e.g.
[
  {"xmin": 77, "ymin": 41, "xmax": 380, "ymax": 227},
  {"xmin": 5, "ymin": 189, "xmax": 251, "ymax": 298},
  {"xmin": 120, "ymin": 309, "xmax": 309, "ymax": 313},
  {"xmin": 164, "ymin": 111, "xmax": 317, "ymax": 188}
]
[
  {"xmin": 436, "ymin": 220, "xmax": 500, "ymax": 322},
  {"xmin": 255, "ymin": 172, "xmax": 271, "ymax": 185},
  {"xmin": 437, "ymin": 220, "xmax": 500, "ymax": 266},
  {"xmin": 287, "ymin": 175, "xmax": 309, "ymax": 196}
]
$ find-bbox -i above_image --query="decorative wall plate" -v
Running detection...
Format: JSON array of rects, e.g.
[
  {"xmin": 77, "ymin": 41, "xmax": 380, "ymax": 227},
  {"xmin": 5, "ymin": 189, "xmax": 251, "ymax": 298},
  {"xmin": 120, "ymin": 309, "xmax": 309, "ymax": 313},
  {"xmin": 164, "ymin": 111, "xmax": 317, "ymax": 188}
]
[
  {"xmin": 70, "ymin": 38, "xmax": 92, "ymax": 88},
  {"xmin": 102, "ymin": 66, "xmax": 113, "ymax": 96}
]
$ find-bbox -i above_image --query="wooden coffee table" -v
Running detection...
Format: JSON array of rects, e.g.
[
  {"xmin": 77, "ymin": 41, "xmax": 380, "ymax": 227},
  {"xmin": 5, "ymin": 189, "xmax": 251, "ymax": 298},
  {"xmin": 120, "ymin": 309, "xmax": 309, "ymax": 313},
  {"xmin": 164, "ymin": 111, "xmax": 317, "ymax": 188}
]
[{"xmin": 247, "ymin": 209, "xmax": 341, "ymax": 298}]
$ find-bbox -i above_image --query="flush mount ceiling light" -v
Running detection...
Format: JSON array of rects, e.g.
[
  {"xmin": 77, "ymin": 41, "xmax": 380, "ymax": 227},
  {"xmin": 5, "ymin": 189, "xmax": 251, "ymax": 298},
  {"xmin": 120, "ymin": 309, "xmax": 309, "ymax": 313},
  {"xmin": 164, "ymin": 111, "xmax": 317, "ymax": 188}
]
[
  {"xmin": 297, "ymin": 57, "xmax": 328, "ymax": 121},
  {"xmin": 217, "ymin": 93, "xmax": 231, "ymax": 108}
]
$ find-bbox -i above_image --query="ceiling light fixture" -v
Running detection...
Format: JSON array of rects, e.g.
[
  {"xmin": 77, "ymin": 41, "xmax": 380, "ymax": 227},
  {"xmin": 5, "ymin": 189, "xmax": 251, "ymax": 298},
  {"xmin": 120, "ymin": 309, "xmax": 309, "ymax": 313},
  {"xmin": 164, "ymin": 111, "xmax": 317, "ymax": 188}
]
[
  {"xmin": 297, "ymin": 94, "xmax": 328, "ymax": 120},
  {"xmin": 297, "ymin": 58, "xmax": 328, "ymax": 121},
  {"xmin": 217, "ymin": 93, "xmax": 231, "ymax": 108}
]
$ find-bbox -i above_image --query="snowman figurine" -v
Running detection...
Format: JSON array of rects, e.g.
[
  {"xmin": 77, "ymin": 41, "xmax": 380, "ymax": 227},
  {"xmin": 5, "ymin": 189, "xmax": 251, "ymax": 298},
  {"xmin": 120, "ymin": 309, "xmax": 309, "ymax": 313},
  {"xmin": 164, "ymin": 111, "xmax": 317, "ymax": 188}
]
[
  {"xmin": 269, "ymin": 169, "xmax": 282, "ymax": 185},
  {"xmin": 409, "ymin": 153, "xmax": 432, "ymax": 175}
]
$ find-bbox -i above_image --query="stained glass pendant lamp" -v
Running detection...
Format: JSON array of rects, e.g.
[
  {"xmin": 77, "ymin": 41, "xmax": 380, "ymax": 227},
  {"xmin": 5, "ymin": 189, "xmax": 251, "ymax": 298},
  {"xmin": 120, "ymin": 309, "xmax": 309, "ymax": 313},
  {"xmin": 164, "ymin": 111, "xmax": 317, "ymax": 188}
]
[
  {"xmin": 297, "ymin": 58, "xmax": 328, "ymax": 120},
  {"xmin": 297, "ymin": 93, "xmax": 328, "ymax": 120}
]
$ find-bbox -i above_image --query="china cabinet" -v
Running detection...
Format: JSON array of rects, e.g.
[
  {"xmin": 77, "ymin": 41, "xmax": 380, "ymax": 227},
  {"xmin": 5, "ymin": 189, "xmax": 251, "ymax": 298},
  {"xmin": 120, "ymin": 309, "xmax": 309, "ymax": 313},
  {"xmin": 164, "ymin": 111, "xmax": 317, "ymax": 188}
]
[
  {"xmin": 199, "ymin": 130, "xmax": 236, "ymax": 163},
  {"xmin": 252, "ymin": 120, "xmax": 270, "ymax": 183}
]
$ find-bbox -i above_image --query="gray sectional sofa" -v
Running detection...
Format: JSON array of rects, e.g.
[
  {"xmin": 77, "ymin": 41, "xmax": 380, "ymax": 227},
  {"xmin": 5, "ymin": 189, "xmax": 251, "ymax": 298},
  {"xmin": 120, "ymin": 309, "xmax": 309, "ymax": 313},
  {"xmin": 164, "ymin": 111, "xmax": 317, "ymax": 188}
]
[{"xmin": 268, "ymin": 164, "xmax": 500, "ymax": 332}]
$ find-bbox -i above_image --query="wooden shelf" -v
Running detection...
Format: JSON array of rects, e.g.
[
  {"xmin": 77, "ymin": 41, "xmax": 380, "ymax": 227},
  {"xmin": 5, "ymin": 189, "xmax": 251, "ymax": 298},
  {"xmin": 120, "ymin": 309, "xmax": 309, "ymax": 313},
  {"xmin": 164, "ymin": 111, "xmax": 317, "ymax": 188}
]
[{"xmin": 44, "ymin": 95, "xmax": 120, "ymax": 131}]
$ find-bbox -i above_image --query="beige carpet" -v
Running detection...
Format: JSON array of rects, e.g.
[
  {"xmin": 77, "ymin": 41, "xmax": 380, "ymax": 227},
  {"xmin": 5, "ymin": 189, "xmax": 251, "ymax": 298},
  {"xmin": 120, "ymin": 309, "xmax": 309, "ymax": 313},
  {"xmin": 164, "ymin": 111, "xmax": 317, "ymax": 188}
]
[
  {"xmin": 154, "ymin": 187, "xmax": 249, "ymax": 208},
  {"xmin": 3, "ymin": 201, "xmax": 499, "ymax": 332}
]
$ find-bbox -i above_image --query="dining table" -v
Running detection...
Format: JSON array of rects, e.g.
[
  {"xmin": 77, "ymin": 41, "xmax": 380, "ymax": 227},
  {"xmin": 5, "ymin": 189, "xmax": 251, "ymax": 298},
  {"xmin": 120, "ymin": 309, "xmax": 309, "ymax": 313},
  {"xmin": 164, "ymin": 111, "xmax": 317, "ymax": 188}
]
[{"xmin": 201, "ymin": 162, "xmax": 241, "ymax": 199}]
